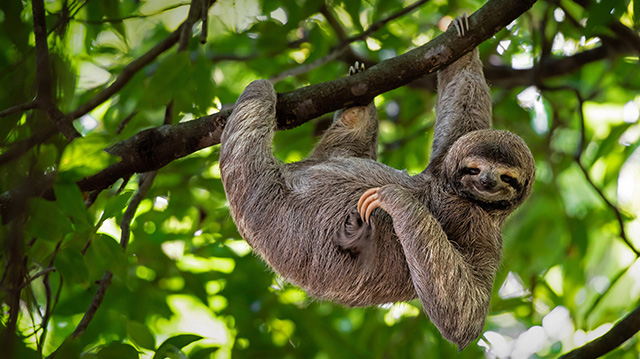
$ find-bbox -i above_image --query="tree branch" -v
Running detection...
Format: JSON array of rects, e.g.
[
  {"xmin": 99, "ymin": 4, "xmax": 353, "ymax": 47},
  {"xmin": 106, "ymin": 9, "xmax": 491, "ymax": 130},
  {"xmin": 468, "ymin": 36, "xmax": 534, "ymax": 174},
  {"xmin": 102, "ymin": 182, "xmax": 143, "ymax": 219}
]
[
  {"xmin": 541, "ymin": 84, "xmax": 638, "ymax": 256},
  {"xmin": 76, "ymin": 0, "xmax": 538, "ymax": 193},
  {"xmin": 270, "ymin": 0, "xmax": 430, "ymax": 83},
  {"xmin": 0, "ymin": 101, "xmax": 37, "ymax": 119},
  {"xmin": 31, "ymin": 0, "xmax": 81, "ymax": 141},
  {"xmin": 560, "ymin": 303, "xmax": 640, "ymax": 358}
]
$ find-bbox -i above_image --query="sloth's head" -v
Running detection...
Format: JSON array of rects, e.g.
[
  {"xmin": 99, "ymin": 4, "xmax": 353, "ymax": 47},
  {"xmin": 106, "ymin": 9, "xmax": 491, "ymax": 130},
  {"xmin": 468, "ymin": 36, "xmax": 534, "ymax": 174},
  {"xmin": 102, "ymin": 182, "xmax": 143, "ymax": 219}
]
[{"xmin": 444, "ymin": 130, "xmax": 535, "ymax": 211}]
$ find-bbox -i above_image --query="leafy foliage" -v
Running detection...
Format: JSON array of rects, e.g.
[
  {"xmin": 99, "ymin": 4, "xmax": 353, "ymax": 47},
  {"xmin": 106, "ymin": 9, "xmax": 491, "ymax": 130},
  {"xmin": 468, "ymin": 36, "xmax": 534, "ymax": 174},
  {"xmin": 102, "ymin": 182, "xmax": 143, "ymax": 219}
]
[{"xmin": 1, "ymin": 0, "xmax": 639, "ymax": 358}]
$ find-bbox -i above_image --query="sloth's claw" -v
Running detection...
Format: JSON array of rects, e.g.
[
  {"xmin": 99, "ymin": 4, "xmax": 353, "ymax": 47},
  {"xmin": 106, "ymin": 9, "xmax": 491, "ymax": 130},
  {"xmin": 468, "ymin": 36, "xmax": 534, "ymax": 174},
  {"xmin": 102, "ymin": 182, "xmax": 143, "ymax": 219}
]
[
  {"xmin": 358, "ymin": 187, "xmax": 381, "ymax": 224},
  {"xmin": 349, "ymin": 61, "xmax": 366, "ymax": 76},
  {"xmin": 450, "ymin": 13, "xmax": 469, "ymax": 37}
]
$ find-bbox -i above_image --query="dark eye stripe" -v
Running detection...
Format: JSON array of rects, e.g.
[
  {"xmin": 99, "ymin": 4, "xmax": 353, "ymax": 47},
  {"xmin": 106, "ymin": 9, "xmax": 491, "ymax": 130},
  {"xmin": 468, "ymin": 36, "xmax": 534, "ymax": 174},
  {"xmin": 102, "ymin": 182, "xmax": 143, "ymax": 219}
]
[
  {"xmin": 463, "ymin": 167, "xmax": 480, "ymax": 175},
  {"xmin": 500, "ymin": 174, "xmax": 514, "ymax": 183}
]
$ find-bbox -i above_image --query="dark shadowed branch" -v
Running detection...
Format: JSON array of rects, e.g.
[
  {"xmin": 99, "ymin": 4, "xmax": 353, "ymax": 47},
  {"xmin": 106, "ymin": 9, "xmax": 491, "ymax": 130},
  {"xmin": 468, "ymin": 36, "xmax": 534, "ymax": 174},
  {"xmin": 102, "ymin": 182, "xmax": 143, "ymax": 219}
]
[
  {"xmin": 560, "ymin": 303, "xmax": 640, "ymax": 359},
  {"xmin": 31, "ymin": 0, "xmax": 81, "ymax": 141}
]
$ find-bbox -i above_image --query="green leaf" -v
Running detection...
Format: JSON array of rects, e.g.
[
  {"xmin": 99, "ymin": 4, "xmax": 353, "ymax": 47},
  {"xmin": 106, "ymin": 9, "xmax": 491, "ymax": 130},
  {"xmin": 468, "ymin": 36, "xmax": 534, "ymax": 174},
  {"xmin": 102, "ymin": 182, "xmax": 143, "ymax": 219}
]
[
  {"xmin": 25, "ymin": 198, "xmax": 73, "ymax": 241},
  {"xmin": 152, "ymin": 334, "xmax": 203, "ymax": 359},
  {"xmin": 59, "ymin": 133, "xmax": 114, "ymax": 177},
  {"xmin": 93, "ymin": 234, "xmax": 127, "ymax": 280},
  {"xmin": 101, "ymin": 0, "xmax": 127, "ymax": 42},
  {"xmin": 101, "ymin": 190, "xmax": 134, "ymax": 222},
  {"xmin": 127, "ymin": 320, "xmax": 156, "ymax": 351},
  {"xmin": 189, "ymin": 346, "xmax": 220, "ymax": 359},
  {"xmin": 54, "ymin": 181, "xmax": 93, "ymax": 232},
  {"xmin": 97, "ymin": 342, "xmax": 139, "ymax": 359},
  {"xmin": 142, "ymin": 52, "xmax": 190, "ymax": 109},
  {"xmin": 55, "ymin": 246, "xmax": 90, "ymax": 286}
]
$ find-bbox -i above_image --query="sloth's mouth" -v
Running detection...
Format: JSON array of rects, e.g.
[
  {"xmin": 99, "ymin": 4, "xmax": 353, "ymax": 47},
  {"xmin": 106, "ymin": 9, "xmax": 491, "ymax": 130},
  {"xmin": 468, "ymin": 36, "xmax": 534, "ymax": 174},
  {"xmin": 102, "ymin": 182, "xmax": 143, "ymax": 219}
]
[{"xmin": 471, "ymin": 183, "xmax": 508, "ymax": 201}]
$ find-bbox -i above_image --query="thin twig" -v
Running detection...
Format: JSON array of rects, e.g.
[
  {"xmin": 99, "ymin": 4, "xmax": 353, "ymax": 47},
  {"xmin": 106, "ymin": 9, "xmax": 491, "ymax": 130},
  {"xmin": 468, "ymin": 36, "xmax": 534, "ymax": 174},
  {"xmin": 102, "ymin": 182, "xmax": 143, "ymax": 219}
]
[
  {"xmin": 560, "ymin": 301, "xmax": 640, "ymax": 358},
  {"xmin": 115, "ymin": 110, "xmax": 138, "ymax": 135},
  {"xmin": 19, "ymin": 266, "xmax": 57, "ymax": 290},
  {"xmin": 584, "ymin": 260, "xmax": 637, "ymax": 319},
  {"xmin": 69, "ymin": 271, "xmax": 113, "ymax": 339},
  {"xmin": 37, "ymin": 241, "xmax": 62, "ymax": 356},
  {"xmin": 345, "ymin": 0, "xmax": 431, "ymax": 43},
  {"xmin": 79, "ymin": 3, "xmax": 190, "ymax": 24},
  {"xmin": 541, "ymin": 84, "xmax": 638, "ymax": 256},
  {"xmin": 0, "ymin": 101, "xmax": 37, "ymax": 119},
  {"xmin": 269, "ymin": 0, "xmax": 430, "ymax": 83}
]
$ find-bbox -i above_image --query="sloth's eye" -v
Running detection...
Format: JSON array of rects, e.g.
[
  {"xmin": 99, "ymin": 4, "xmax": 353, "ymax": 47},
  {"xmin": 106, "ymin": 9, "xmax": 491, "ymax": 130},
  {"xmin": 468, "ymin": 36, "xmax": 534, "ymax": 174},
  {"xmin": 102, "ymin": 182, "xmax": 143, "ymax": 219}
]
[
  {"xmin": 463, "ymin": 167, "xmax": 480, "ymax": 175},
  {"xmin": 500, "ymin": 174, "xmax": 515, "ymax": 184}
]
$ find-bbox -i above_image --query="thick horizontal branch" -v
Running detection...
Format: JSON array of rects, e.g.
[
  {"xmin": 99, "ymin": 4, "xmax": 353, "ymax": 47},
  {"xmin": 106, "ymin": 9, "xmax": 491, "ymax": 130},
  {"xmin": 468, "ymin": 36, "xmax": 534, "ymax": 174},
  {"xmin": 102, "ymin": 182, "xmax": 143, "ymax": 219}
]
[
  {"xmin": 77, "ymin": 0, "xmax": 537, "ymax": 192},
  {"xmin": 560, "ymin": 304, "xmax": 640, "ymax": 359}
]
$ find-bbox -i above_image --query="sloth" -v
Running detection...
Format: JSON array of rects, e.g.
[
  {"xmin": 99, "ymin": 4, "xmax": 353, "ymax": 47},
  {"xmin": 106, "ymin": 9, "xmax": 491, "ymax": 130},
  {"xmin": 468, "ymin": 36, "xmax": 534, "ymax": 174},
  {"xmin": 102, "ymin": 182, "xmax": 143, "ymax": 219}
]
[{"xmin": 219, "ymin": 16, "xmax": 535, "ymax": 350}]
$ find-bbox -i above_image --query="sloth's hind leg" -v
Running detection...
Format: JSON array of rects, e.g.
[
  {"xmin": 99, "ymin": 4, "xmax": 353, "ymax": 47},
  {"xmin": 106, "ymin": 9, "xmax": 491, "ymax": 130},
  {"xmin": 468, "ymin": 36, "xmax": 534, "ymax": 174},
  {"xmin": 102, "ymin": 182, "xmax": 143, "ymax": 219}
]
[{"xmin": 309, "ymin": 61, "xmax": 379, "ymax": 160}]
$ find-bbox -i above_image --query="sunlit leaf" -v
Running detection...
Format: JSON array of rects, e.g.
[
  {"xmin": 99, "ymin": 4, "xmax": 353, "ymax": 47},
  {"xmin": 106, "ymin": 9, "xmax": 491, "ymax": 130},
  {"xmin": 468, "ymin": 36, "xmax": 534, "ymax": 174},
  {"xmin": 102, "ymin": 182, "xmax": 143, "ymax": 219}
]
[
  {"xmin": 97, "ymin": 342, "xmax": 139, "ymax": 359},
  {"xmin": 127, "ymin": 320, "xmax": 156, "ymax": 351},
  {"xmin": 101, "ymin": 190, "xmax": 134, "ymax": 222},
  {"xmin": 152, "ymin": 334, "xmax": 203, "ymax": 359},
  {"xmin": 59, "ymin": 133, "xmax": 114, "ymax": 177}
]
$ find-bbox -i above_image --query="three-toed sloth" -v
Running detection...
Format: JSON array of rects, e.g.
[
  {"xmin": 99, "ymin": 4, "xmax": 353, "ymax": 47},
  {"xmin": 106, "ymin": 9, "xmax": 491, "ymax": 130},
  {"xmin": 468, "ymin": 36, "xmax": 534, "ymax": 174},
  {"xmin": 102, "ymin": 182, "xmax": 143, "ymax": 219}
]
[{"xmin": 219, "ymin": 17, "xmax": 535, "ymax": 350}]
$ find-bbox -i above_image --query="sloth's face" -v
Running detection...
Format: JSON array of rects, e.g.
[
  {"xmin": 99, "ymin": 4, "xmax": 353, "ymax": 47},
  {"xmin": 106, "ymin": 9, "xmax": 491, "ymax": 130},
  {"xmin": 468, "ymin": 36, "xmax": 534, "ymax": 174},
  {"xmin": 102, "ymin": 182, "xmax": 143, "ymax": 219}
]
[
  {"xmin": 444, "ymin": 129, "xmax": 535, "ymax": 211},
  {"xmin": 457, "ymin": 156, "xmax": 525, "ymax": 206}
]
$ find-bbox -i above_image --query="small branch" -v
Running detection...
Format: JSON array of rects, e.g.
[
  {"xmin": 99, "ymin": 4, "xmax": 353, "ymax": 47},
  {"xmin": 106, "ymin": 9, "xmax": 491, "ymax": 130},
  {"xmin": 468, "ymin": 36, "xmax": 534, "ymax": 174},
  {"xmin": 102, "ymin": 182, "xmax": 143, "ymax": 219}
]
[
  {"xmin": 2, "ymin": 213, "xmax": 27, "ymax": 359},
  {"xmin": 0, "ymin": 125, "xmax": 57, "ymax": 166},
  {"xmin": 31, "ymin": 0, "xmax": 81, "ymax": 141},
  {"xmin": 560, "ymin": 303, "xmax": 640, "ymax": 358},
  {"xmin": 79, "ymin": 3, "xmax": 190, "ymax": 24},
  {"xmin": 584, "ymin": 261, "xmax": 637, "ymax": 320},
  {"xmin": 69, "ymin": 271, "xmax": 113, "ymax": 339},
  {"xmin": 270, "ymin": 0, "xmax": 430, "ymax": 83},
  {"xmin": 541, "ymin": 84, "xmax": 638, "ymax": 256},
  {"xmin": 19, "ymin": 266, "xmax": 56, "ymax": 290},
  {"xmin": 200, "ymin": 0, "xmax": 209, "ymax": 44},
  {"xmin": 115, "ymin": 110, "xmax": 138, "ymax": 135},
  {"xmin": 67, "ymin": 28, "xmax": 181, "ymax": 120},
  {"xmin": 571, "ymin": 0, "xmax": 640, "ymax": 55},
  {"xmin": 0, "ymin": 101, "xmax": 37, "ymax": 119},
  {"xmin": 70, "ymin": 170, "xmax": 157, "ymax": 340},
  {"xmin": 38, "ymin": 241, "xmax": 62, "ymax": 357},
  {"xmin": 320, "ymin": 3, "xmax": 349, "ymax": 42},
  {"xmin": 121, "ymin": 172, "xmax": 158, "ymax": 251},
  {"xmin": 345, "ymin": 0, "xmax": 430, "ymax": 43}
]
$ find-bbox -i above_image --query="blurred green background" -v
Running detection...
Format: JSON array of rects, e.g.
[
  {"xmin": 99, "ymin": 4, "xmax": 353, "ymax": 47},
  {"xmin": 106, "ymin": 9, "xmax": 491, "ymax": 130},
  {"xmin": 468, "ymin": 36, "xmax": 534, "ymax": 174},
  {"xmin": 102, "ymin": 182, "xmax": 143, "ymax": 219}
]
[{"xmin": 1, "ymin": 0, "xmax": 639, "ymax": 358}]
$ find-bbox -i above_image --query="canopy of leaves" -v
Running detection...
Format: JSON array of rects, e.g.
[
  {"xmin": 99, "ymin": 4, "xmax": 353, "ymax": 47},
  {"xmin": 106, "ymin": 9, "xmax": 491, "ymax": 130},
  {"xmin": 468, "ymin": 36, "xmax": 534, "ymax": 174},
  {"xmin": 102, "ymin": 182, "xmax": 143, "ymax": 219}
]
[{"xmin": 0, "ymin": 0, "xmax": 639, "ymax": 358}]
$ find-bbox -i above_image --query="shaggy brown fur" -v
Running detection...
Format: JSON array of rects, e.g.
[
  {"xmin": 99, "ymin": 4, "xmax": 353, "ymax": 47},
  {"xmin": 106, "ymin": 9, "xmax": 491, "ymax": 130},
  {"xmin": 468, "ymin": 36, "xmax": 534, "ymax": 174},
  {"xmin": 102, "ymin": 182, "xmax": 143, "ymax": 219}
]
[{"xmin": 219, "ymin": 19, "xmax": 535, "ymax": 350}]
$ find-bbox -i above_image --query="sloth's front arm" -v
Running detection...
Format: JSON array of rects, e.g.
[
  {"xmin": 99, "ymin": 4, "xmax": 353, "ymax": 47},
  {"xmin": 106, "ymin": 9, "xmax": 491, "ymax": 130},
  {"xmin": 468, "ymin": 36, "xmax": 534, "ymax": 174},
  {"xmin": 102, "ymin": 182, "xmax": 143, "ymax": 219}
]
[{"xmin": 358, "ymin": 185, "xmax": 492, "ymax": 350}]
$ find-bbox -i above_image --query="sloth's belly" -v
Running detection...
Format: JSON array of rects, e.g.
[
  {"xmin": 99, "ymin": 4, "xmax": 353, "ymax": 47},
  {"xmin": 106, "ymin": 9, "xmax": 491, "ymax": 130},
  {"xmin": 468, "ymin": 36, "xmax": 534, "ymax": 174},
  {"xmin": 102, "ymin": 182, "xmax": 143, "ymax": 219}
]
[{"xmin": 251, "ymin": 157, "xmax": 420, "ymax": 306}]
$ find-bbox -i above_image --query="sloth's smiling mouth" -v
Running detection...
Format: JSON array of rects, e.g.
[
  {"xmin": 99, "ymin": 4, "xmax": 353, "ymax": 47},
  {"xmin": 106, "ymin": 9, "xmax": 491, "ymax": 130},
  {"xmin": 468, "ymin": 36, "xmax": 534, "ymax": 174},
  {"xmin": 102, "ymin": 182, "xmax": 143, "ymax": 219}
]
[{"xmin": 471, "ymin": 182, "xmax": 508, "ymax": 201}]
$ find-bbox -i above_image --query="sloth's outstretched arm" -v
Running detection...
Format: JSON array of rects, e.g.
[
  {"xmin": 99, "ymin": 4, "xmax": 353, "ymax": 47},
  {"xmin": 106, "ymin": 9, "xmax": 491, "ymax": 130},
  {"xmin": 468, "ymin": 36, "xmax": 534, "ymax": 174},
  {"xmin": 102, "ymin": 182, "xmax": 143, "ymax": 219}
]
[
  {"xmin": 429, "ymin": 15, "xmax": 492, "ymax": 174},
  {"xmin": 358, "ymin": 185, "xmax": 496, "ymax": 350},
  {"xmin": 220, "ymin": 80, "xmax": 285, "ymax": 238}
]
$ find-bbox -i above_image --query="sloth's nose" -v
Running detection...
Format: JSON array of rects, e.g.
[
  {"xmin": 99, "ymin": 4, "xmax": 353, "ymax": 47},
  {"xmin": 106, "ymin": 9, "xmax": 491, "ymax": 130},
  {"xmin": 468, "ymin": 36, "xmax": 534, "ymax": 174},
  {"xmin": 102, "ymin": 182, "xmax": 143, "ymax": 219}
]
[{"xmin": 480, "ymin": 174, "xmax": 497, "ymax": 189}]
